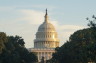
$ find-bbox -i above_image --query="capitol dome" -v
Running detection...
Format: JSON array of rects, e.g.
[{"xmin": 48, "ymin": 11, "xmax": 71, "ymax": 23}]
[
  {"xmin": 34, "ymin": 9, "xmax": 59, "ymax": 48},
  {"xmin": 38, "ymin": 21, "xmax": 55, "ymax": 32}
]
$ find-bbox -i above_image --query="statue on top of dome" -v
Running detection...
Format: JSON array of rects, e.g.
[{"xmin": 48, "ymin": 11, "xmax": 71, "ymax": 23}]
[
  {"xmin": 46, "ymin": 9, "xmax": 47, "ymax": 15},
  {"xmin": 45, "ymin": 9, "xmax": 48, "ymax": 22}
]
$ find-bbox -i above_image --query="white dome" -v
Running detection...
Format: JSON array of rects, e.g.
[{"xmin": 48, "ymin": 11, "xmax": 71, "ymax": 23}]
[
  {"xmin": 34, "ymin": 9, "xmax": 59, "ymax": 48},
  {"xmin": 38, "ymin": 21, "xmax": 55, "ymax": 32}
]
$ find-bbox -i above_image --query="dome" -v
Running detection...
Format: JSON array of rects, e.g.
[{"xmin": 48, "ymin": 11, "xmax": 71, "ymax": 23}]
[
  {"xmin": 38, "ymin": 21, "xmax": 55, "ymax": 32},
  {"xmin": 34, "ymin": 9, "xmax": 59, "ymax": 48}
]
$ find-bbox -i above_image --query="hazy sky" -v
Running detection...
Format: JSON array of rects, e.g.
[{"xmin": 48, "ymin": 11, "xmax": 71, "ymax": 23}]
[{"xmin": 0, "ymin": 0, "xmax": 96, "ymax": 48}]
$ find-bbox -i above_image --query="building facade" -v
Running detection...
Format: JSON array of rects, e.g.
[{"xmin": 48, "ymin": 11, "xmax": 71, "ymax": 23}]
[{"xmin": 30, "ymin": 9, "xmax": 59, "ymax": 62}]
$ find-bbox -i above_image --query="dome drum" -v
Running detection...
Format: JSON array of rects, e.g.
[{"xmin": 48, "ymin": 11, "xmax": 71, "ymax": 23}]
[{"xmin": 34, "ymin": 41, "xmax": 59, "ymax": 48}]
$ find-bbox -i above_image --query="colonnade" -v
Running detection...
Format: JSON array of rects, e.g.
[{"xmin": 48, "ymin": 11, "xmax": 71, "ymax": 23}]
[
  {"xmin": 37, "ymin": 52, "xmax": 53, "ymax": 62},
  {"xmin": 34, "ymin": 41, "xmax": 59, "ymax": 48}
]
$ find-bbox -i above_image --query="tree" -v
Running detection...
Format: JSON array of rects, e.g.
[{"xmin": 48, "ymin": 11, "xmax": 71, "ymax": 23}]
[
  {"xmin": 0, "ymin": 33, "xmax": 38, "ymax": 63},
  {"xmin": 0, "ymin": 32, "xmax": 7, "ymax": 54},
  {"xmin": 86, "ymin": 15, "xmax": 96, "ymax": 62},
  {"xmin": 51, "ymin": 15, "xmax": 96, "ymax": 63}
]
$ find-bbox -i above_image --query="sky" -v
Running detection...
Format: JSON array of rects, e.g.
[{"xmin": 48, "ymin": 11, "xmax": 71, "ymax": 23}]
[{"xmin": 0, "ymin": 0, "xmax": 96, "ymax": 48}]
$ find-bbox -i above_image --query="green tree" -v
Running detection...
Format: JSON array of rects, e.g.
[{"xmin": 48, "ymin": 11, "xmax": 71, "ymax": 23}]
[
  {"xmin": 0, "ymin": 33, "xmax": 37, "ymax": 63},
  {"xmin": 51, "ymin": 15, "xmax": 96, "ymax": 63},
  {"xmin": 0, "ymin": 32, "xmax": 7, "ymax": 54}
]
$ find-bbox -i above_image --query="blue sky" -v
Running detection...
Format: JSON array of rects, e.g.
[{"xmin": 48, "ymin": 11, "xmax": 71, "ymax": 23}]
[{"xmin": 0, "ymin": 0, "xmax": 96, "ymax": 48}]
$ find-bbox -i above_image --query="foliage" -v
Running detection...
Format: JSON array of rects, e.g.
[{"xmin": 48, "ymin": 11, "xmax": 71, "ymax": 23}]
[
  {"xmin": 50, "ymin": 15, "xmax": 96, "ymax": 63},
  {"xmin": 0, "ymin": 33, "xmax": 37, "ymax": 63},
  {"xmin": 0, "ymin": 32, "xmax": 7, "ymax": 54}
]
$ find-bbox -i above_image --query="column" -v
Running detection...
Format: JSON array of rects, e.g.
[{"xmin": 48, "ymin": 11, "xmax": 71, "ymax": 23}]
[
  {"xmin": 49, "ymin": 42, "xmax": 50, "ymax": 48},
  {"xmin": 36, "ymin": 42, "xmax": 38, "ymax": 48},
  {"xmin": 40, "ymin": 42, "xmax": 41, "ymax": 48},
  {"xmin": 40, "ymin": 52, "xmax": 42, "ymax": 61},
  {"xmin": 44, "ymin": 52, "xmax": 46, "ymax": 59},
  {"xmin": 44, "ymin": 42, "xmax": 46, "ymax": 48},
  {"xmin": 46, "ymin": 52, "xmax": 48, "ymax": 60},
  {"xmin": 41, "ymin": 52, "xmax": 43, "ymax": 59},
  {"xmin": 38, "ymin": 52, "xmax": 39, "ymax": 62},
  {"xmin": 50, "ymin": 52, "xmax": 53, "ymax": 58},
  {"xmin": 40, "ymin": 52, "xmax": 42, "ymax": 60},
  {"xmin": 41, "ymin": 42, "xmax": 42, "ymax": 48}
]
